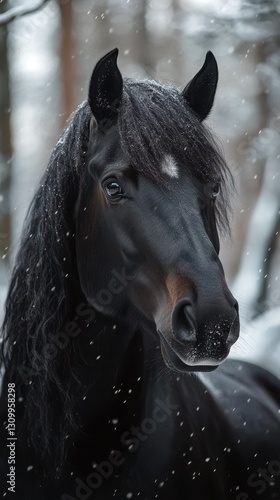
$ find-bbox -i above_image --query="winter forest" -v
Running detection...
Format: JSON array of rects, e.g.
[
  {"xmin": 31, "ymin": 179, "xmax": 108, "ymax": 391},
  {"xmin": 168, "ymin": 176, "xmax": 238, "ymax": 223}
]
[
  {"xmin": 0, "ymin": 0, "xmax": 280, "ymax": 370},
  {"xmin": 1, "ymin": 2, "xmax": 280, "ymax": 500}
]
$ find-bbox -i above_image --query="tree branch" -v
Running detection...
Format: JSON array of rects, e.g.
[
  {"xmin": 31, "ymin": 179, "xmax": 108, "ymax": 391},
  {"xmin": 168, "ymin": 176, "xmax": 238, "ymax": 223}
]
[{"xmin": 0, "ymin": 0, "xmax": 50, "ymax": 25}]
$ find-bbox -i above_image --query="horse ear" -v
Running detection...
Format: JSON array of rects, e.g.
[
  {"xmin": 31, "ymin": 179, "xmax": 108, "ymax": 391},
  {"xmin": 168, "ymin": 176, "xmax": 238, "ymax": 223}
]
[
  {"xmin": 182, "ymin": 51, "xmax": 218, "ymax": 121},
  {"xmin": 88, "ymin": 48, "xmax": 123, "ymax": 126}
]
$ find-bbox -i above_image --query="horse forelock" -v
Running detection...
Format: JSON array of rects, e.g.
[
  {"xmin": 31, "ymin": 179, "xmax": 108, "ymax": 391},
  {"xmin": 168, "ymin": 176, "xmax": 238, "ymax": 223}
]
[{"xmin": 118, "ymin": 78, "xmax": 234, "ymax": 235}]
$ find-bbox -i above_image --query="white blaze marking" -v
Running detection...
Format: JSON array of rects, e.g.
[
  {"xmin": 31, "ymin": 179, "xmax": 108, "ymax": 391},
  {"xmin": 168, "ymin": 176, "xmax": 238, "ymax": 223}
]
[{"xmin": 161, "ymin": 154, "xmax": 179, "ymax": 178}]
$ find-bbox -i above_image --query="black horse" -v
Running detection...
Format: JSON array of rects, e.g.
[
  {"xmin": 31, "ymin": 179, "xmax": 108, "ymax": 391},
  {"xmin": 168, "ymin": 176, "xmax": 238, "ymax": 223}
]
[{"xmin": 1, "ymin": 49, "xmax": 280, "ymax": 500}]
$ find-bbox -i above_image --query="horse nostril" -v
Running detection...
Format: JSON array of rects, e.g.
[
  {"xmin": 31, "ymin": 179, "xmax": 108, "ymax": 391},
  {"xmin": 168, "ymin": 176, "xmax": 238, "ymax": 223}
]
[
  {"xmin": 183, "ymin": 303, "xmax": 193, "ymax": 319},
  {"xmin": 172, "ymin": 300, "xmax": 197, "ymax": 343}
]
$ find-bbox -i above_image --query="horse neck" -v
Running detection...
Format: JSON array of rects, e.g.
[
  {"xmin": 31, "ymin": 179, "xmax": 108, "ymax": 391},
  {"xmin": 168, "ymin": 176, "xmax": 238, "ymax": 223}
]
[
  {"xmin": 75, "ymin": 309, "xmax": 144, "ymax": 405},
  {"xmin": 76, "ymin": 306, "xmax": 200, "ymax": 417},
  {"xmin": 73, "ymin": 306, "xmax": 227, "ymax": 462}
]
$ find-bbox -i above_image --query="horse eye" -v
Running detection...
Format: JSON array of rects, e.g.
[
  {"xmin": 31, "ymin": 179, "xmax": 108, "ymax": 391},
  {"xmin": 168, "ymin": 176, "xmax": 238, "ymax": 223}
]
[
  {"xmin": 212, "ymin": 182, "xmax": 220, "ymax": 199},
  {"xmin": 103, "ymin": 178, "xmax": 124, "ymax": 200}
]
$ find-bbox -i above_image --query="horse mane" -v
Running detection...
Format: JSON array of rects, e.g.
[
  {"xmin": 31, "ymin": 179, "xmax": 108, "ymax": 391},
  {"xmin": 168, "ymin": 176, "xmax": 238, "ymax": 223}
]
[
  {"xmin": 0, "ymin": 79, "xmax": 233, "ymax": 473},
  {"xmin": 1, "ymin": 101, "xmax": 92, "ymax": 471}
]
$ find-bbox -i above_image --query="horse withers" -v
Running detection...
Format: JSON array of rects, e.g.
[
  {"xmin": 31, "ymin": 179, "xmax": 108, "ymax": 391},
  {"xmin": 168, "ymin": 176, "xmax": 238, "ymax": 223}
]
[{"xmin": 0, "ymin": 49, "xmax": 280, "ymax": 500}]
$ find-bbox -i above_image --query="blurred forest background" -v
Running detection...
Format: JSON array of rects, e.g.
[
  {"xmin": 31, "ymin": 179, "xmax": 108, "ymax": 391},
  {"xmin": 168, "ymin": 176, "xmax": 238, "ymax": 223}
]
[{"xmin": 0, "ymin": 0, "xmax": 280, "ymax": 364}]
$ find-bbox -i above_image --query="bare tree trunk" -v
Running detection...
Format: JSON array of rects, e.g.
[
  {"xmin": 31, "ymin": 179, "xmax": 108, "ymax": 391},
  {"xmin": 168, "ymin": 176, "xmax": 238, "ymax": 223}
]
[
  {"xmin": 59, "ymin": 0, "xmax": 75, "ymax": 127},
  {"xmin": 0, "ymin": 1, "xmax": 12, "ymax": 264},
  {"xmin": 232, "ymin": 40, "xmax": 280, "ymax": 321},
  {"xmin": 232, "ymin": 160, "xmax": 280, "ymax": 318},
  {"xmin": 131, "ymin": 0, "xmax": 150, "ymax": 72}
]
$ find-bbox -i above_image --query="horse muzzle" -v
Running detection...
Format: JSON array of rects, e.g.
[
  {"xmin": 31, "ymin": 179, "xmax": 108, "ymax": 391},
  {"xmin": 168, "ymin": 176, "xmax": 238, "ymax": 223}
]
[{"xmin": 157, "ymin": 297, "xmax": 240, "ymax": 373}]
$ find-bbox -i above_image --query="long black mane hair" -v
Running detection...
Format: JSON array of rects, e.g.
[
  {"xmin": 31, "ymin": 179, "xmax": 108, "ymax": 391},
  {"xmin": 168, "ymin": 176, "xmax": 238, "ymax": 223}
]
[
  {"xmin": 1, "ymin": 102, "xmax": 92, "ymax": 468},
  {"xmin": 1, "ymin": 69, "xmax": 233, "ymax": 470}
]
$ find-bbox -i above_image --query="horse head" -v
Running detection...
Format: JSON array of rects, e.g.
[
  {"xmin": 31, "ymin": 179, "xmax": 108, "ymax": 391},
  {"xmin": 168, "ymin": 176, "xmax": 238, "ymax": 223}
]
[{"xmin": 75, "ymin": 48, "xmax": 239, "ymax": 373}]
